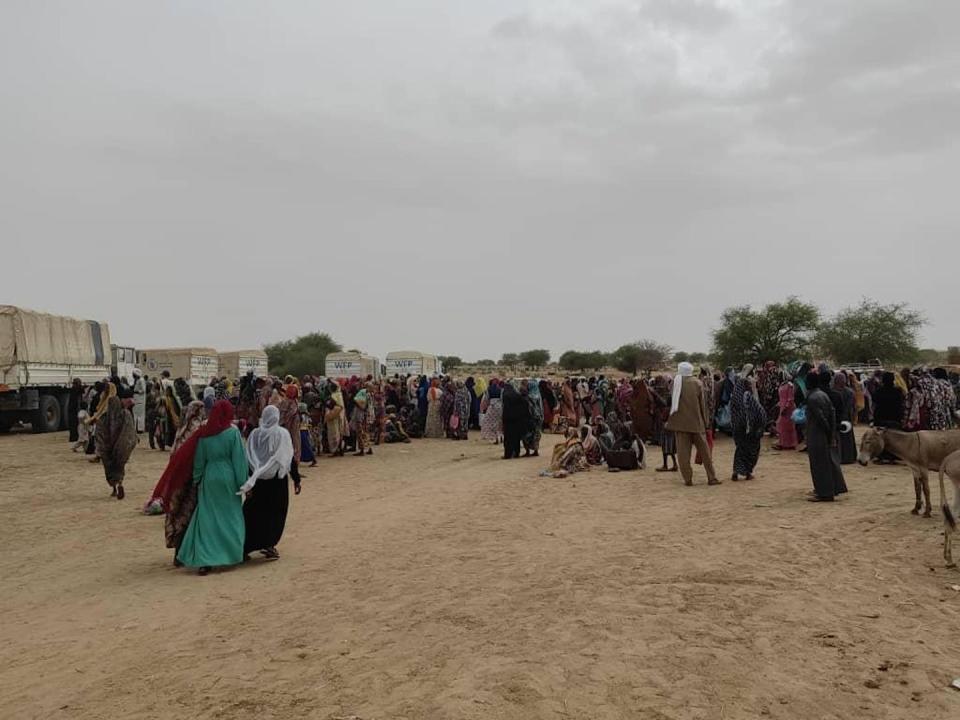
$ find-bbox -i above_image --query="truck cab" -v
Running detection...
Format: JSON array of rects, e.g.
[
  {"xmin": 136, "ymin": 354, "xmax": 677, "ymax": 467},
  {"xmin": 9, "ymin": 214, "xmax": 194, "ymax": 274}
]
[{"xmin": 111, "ymin": 345, "xmax": 137, "ymax": 384}]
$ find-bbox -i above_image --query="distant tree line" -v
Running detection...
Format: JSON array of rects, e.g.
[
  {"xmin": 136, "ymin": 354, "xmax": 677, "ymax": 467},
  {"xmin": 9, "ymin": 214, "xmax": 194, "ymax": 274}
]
[
  {"xmin": 263, "ymin": 298, "xmax": 938, "ymax": 378},
  {"xmin": 710, "ymin": 297, "xmax": 928, "ymax": 368}
]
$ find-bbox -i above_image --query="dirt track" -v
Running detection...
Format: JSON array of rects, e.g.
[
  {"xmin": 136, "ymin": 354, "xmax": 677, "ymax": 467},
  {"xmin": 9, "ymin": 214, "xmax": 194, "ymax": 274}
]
[{"xmin": 2, "ymin": 430, "xmax": 959, "ymax": 719}]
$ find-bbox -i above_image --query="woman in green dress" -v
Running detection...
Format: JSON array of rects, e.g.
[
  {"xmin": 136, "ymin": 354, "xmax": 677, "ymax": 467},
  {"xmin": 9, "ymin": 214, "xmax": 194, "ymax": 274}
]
[{"xmin": 176, "ymin": 400, "xmax": 248, "ymax": 576}]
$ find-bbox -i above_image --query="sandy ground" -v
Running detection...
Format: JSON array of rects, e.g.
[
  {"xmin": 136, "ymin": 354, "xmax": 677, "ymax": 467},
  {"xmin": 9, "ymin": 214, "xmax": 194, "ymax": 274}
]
[{"xmin": 2, "ymin": 429, "xmax": 959, "ymax": 720}]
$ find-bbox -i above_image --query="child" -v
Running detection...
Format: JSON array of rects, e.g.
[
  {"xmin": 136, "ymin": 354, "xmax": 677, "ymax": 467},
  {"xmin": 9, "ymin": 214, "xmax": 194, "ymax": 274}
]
[
  {"xmin": 652, "ymin": 379, "xmax": 678, "ymax": 474},
  {"xmin": 299, "ymin": 402, "xmax": 317, "ymax": 467},
  {"xmin": 73, "ymin": 410, "xmax": 90, "ymax": 452}
]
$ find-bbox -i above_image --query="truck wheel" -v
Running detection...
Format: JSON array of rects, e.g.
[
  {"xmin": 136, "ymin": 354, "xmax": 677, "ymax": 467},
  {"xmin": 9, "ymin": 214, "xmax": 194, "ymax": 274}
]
[{"xmin": 32, "ymin": 395, "xmax": 62, "ymax": 433}]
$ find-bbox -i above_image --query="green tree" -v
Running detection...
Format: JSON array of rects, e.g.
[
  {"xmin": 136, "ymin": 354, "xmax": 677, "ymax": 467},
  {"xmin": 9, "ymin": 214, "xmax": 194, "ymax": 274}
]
[
  {"xmin": 519, "ymin": 349, "xmax": 551, "ymax": 367},
  {"xmin": 711, "ymin": 297, "xmax": 820, "ymax": 367},
  {"xmin": 558, "ymin": 350, "xmax": 586, "ymax": 371},
  {"xmin": 611, "ymin": 340, "xmax": 672, "ymax": 375},
  {"xmin": 584, "ymin": 350, "xmax": 610, "ymax": 371},
  {"xmin": 948, "ymin": 347, "xmax": 960, "ymax": 365},
  {"xmin": 264, "ymin": 332, "xmax": 342, "ymax": 378},
  {"xmin": 688, "ymin": 352, "xmax": 708, "ymax": 364},
  {"xmin": 499, "ymin": 353, "xmax": 520, "ymax": 366},
  {"xmin": 817, "ymin": 300, "xmax": 925, "ymax": 365},
  {"xmin": 559, "ymin": 350, "xmax": 610, "ymax": 372},
  {"xmin": 672, "ymin": 351, "xmax": 690, "ymax": 364},
  {"xmin": 438, "ymin": 355, "xmax": 463, "ymax": 368},
  {"xmin": 476, "ymin": 359, "xmax": 496, "ymax": 367}
]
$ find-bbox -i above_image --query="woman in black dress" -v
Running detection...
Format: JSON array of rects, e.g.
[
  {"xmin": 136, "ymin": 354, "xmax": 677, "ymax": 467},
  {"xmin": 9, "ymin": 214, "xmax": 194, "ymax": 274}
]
[
  {"xmin": 832, "ymin": 372, "xmax": 858, "ymax": 465},
  {"xmin": 501, "ymin": 382, "xmax": 530, "ymax": 460},
  {"xmin": 241, "ymin": 404, "xmax": 295, "ymax": 561}
]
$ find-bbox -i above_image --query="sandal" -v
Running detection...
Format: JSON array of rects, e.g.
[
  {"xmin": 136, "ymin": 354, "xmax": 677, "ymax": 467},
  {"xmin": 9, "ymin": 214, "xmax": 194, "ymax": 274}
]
[
  {"xmin": 294, "ymin": 483, "xmax": 302, "ymax": 496},
  {"xmin": 198, "ymin": 567, "xmax": 211, "ymax": 576},
  {"xmin": 116, "ymin": 485, "xmax": 125, "ymax": 500},
  {"xmin": 807, "ymin": 496, "xmax": 834, "ymax": 503}
]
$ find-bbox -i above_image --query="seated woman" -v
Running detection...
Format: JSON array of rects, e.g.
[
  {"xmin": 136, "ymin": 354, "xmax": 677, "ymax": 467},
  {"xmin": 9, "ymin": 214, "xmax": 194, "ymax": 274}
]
[
  {"xmin": 541, "ymin": 428, "xmax": 589, "ymax": 478},
  {"xmin": 399, "ymin": 404, "xmax": 422, "ymax": 439},
  {"xmin": 599, "ymin": 421, "xmax": 646, "ymax": 472},
  {"xmin": 612, "ymin": 421, "xmax": 647, "ymax": 470},
  {"xmin": 383, "ymin": 407, "xmax": 412, "ymax": 444},
  {"xmin": 580, "ymin": 424, "xmax": 605, "ymax": 466}
]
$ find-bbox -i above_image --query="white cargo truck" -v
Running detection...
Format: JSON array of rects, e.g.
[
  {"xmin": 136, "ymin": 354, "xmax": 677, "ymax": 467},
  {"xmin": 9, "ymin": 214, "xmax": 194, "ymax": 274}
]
[
  {"xmin": 325, "ymin": 351, "xmax": 381, "ymax": 381},
  {"xmin": 111, "ymin": 344, "xmax": 138, "ymax": 384},
  {"xmin": 218, "ymin": 349, "xmax": 269, "ymax": 379},
  {"xmin": 0, "ymin": 305, "xmax": 112, "ymax": 433},
  {"xmin": 136, "ymin": 347, "xmax": 220, "ymax": 391},
  {"xmin": 385, "ymin": 350, "xmax": 441, "ymax": 377}
]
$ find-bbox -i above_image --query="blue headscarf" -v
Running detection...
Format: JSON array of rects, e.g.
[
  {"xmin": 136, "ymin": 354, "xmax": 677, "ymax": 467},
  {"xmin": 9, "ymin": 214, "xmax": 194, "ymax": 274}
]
[{"xmin": 527, "ymin": 379, "xmax": 541, "ymax": 400}]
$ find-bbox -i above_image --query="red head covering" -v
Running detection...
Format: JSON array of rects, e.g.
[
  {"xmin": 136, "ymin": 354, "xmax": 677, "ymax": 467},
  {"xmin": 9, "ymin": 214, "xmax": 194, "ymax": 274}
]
[
  {"xmin": 285, "ymin": 384, "xmax": 299, "ymax": 400},
  {"xmin": 148, "ymin": 400, "xmax": 236, "ymax": 513}
]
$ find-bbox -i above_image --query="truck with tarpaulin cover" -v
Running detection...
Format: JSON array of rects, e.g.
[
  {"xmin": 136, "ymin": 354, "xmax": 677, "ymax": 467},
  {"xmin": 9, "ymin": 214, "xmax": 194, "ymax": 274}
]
[
  {"xmin": 218, "ymin": 349, "xmax": 269, "ymax": 379},
  {"xmin": 324, "ymin": 352, "xmax": 381, "ymax": 381},
  {"xmin": 0, "ymin": 305, "xmax": 112, "ymax": 433},
  {"xmin": 136, "ymin": 347, "xmax": 220, "ymax": 391},
  {"xmin": 385, "ymin": 351, "xmax": 442, "ymax": 377}
]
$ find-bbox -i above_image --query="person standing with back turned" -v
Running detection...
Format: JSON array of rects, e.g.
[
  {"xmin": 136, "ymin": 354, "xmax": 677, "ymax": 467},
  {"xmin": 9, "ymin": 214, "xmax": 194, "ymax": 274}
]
[{"xmin": 665, "ymin": 362, "xmax": 721, "ymax": 487}]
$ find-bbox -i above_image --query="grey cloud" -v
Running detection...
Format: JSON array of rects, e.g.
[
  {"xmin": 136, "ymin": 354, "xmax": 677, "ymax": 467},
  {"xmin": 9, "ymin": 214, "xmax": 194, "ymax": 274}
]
[
  {"xmin": 641, "ymin": 0, "xmax": 734, "ymax": 33},
  {"xmin": 1, "ymin": 0, "xmax": 957, "ymax": 358}
]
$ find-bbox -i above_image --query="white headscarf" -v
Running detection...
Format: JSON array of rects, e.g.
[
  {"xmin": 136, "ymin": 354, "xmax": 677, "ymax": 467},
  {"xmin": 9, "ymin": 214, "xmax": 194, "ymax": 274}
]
[
  {"xmin": 238, "ymin": 405, "xmax": 294, "ymax": 495},
  {"xmin": 670, "ymin": 362, "xmax": 695, "ymax": 415}
]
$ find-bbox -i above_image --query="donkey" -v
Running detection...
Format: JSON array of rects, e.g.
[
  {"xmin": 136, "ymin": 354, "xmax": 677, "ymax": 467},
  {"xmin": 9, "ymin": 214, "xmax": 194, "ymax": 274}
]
[
  {"xmin": 938, "ymin": 451, "xmax": 960, "ymax": 568},
  {"xmin": 858, "ymin": 427, "xmax": 960, "ymax": 517}
]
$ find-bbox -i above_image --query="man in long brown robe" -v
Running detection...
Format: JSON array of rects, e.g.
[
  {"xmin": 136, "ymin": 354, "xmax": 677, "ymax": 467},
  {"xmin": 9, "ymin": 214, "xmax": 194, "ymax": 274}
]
[
  {"xmin": 665, "ymin": 363, "xmax": 720, "ymax": 487},
  {"xmin": 629, "ymin": 378, "xmax": 655, "ymax": 442}
]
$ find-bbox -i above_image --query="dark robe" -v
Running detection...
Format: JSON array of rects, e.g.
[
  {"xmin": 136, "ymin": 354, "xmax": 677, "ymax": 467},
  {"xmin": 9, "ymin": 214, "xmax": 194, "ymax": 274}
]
[
  {"xmin": 465, "ymin": 379, "xmax": 480, "ymax": 430},
  {"xmin": 385, "ymin": 385, "xmax": 401, "ymax": 413},
  {"xmin": 243, "ymin": 474, "xmax": 290, "ymax": 555},
  {"xmin": 501, "ymin": 385, "xmax": 530, "ymax": 460},
  {"xmin": 836, "ymin": 386, "xmax": 857, "ymax": 464},
  {"xmin": 806, "ymin": 388, "xmax": 847, "ymax": 499},
  {"xmin": 873, "ymin": 385, "xmax": 904, "ymax": 429}
]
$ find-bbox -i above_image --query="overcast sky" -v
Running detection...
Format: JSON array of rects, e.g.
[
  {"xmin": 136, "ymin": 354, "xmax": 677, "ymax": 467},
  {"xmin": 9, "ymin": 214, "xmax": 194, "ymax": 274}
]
[{"xmin": 2, "ymin": 0, "xmax": 958, "ymax": 362}]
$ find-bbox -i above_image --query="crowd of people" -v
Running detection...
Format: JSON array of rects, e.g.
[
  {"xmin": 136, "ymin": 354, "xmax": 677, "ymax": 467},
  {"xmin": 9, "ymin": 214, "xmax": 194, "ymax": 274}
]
[{"xmin": 60, "ymin": 360, "xmax": 960, "ymax": 574}]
